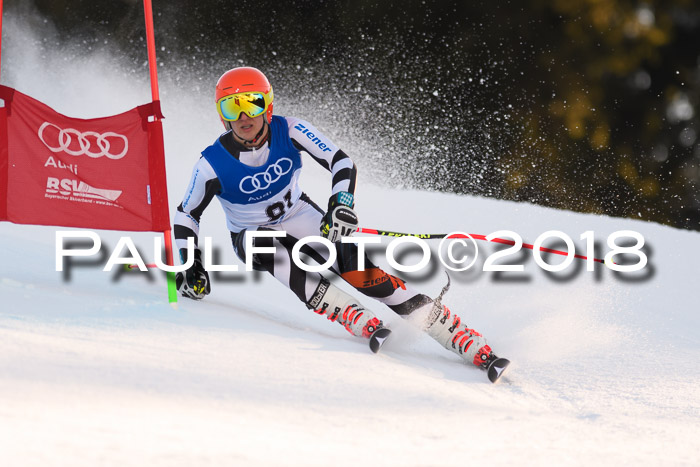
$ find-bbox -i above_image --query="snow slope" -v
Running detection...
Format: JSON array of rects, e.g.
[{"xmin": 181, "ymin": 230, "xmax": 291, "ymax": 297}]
[
  {"xmin": 2, "ymin": 13, "xmax": 700, "ymax": 467},
  {"xmin": 2, "ymin": 159, "xmax": 699, "ymax": 467}
]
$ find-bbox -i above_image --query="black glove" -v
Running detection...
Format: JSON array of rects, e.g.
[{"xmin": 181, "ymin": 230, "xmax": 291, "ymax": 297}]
[
  {"xmin": 320, "ymin": 191, "xmax": 358, "ymax": 242},
  {"xmin": 176, "ymin": 248, "xmax": 211, "ymax": 300}
]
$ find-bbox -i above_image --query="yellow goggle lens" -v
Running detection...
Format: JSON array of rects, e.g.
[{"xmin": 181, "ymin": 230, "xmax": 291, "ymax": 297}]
[{"xmin": 217, "ymin": 92, "xmax": 268, "ymax": 121}]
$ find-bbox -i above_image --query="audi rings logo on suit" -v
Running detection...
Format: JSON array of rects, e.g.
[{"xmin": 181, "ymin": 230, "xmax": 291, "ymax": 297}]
[
  {"xmin": 239, "ymin": 157, "xmax": 294, "ymax": 194},
  {"xmin": 38, "ymin": 122, "xmax": 129, "ymax": 160}
]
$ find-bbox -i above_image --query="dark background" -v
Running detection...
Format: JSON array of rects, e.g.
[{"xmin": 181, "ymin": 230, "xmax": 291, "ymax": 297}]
[{"xmin": 4, "ymin": 0, "xmax": 700, "ymax": 230}]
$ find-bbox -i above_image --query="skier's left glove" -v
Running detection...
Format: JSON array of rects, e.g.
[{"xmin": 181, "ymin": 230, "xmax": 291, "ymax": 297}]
[
  {"xmin": 176, "ymin": 248, "xmax": 211, "ymax": 300},
  {"xmin": 320, "ymin": 191, "xmax": 358, "ymax": 242}
]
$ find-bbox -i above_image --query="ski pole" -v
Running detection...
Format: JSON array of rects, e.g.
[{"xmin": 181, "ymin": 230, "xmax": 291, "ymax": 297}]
[
  {"xmin": 356, "ymin": 227, "xmax": 605, "ymax": 264},
  {"xmin": 127, "ymin": 228, "xmax": 606, "ymax": 269},
  {"xmin": 124, "ymin": 263, "xmax": 158, "ymax": 270}
]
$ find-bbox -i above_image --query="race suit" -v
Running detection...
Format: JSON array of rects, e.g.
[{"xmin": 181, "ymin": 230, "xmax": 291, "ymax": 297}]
[{"xmin": 173, "ymin": 115, "xmax": 430, "ymax": 314}]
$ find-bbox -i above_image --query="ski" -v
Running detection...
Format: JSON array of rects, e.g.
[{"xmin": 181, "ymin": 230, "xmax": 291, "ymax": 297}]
[
  {"xmin": 369, "ymin": 327, "xmax": 392, "ymax": 353},
  {"xmin": 433, "ymin": 272, "xmax": 451, "ymax": 309},
  {"xmin": 485, "ymin": 357, "xmax": 511, "ymax": 383},
  {"xmin": 425, "ymin": 271, "xmax": 452, "ymax": 325}
]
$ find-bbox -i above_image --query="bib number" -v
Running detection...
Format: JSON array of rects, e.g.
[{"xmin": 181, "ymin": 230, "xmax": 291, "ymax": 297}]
[{"xmin": 266, "ymin": 190, "xmax": 293, "ymax": 222}]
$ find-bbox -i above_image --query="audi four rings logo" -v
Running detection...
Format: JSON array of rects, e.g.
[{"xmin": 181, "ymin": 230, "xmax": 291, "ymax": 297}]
[
  {"xmin": 239, "ymin": 158, "xmax": 294, "ymax": 194},
  {"xmin": 38, "ymin": 122, "xmax": 129, "ymax": 159}
]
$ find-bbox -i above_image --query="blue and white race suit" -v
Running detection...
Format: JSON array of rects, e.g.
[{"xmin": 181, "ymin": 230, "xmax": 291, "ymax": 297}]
[{"xmin": 174, "ymin": 115, "xmax": 429, "ymax": 313}]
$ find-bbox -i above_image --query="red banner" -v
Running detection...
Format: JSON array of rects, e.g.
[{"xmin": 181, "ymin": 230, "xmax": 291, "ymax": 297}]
[{"xmin": 0, "ymin": 85, "xmax": 170, "ymax": 232}]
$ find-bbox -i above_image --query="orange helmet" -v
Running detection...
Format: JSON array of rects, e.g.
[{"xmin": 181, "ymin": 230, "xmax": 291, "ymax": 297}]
[{"xmin": 215, "ymin": 67, "xmax": 274, "ymax": 127}]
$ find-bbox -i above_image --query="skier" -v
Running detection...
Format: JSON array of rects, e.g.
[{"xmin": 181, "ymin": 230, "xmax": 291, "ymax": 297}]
[{"xmin": 173, "ymin": 67, "xmax": 509, "ymax": 382}]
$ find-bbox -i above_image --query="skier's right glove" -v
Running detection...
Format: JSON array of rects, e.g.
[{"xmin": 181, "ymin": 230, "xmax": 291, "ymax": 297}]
[
  {"xmin": 176, "ymin": 248, "xmax": 211, "ymax": 300},
  {"xmin": 320, "ymin": 191, "xmax": 358, "ymax": 242}
]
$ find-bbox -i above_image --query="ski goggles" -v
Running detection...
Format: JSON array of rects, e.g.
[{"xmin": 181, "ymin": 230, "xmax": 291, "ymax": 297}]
[{"xmin": 216, "ymin": 91, "xmax": 273, "ymax": 121}]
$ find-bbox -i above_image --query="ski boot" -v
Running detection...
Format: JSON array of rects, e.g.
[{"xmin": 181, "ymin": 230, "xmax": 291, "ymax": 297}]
[
  {"xmin": 424, "ymin": 303, "xmax": 510, "ymax": 383},
  {"xmin": 307, "ymin": 278, "xmax": 391, "ymax": 353},
  {"xmin": 414, "ymin": 274, "xmax": 510, "ymax": 382}
]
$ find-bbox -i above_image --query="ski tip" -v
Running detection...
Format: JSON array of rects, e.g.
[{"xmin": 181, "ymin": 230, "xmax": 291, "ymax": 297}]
[
  {"xmin": 487, "ymin": 357, "xmax": 511, "ymax": 384},
  {"xmin": 369, "ymin": 327, "xmax": 392, "ymax": 354}
]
